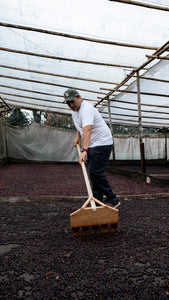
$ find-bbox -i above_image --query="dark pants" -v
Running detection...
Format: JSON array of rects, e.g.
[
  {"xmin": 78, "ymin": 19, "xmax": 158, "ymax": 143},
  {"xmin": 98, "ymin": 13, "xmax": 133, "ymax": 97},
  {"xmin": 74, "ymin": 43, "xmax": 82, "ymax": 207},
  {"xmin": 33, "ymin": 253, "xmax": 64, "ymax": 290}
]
[{"xmin": 87, "ymin": 145, "xmax": 118, "ymax": 204}]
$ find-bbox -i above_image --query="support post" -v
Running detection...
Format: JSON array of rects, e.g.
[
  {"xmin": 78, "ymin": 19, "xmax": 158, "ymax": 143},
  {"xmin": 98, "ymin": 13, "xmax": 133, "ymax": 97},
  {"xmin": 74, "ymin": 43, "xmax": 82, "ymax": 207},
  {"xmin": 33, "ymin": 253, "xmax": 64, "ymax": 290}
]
[
  {"xmin": 164, "ymin": 129, "xmax": 167, "ymax": 163},
  {"xmin": 4, "ymin": 105, "xmax": 8, "ymax": 162},
  {"xmin": 137, "ymin": 71, "xmax": 146, "ymax": 173},
  {"xmin": 107, "ymin": 96, "xmax": 116, "ymax": 168}
]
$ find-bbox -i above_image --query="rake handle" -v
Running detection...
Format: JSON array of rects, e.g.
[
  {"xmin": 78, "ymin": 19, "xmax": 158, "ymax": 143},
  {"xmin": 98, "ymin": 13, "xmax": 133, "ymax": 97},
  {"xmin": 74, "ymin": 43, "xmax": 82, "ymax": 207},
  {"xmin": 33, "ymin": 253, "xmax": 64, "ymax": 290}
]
[
  {"xmin": 77, "ymin": 144, "xmax": 96, "ymax": 211},
  {"xmin": 77, "ymin": 144, "xmax": 93, "ymax": 197}
]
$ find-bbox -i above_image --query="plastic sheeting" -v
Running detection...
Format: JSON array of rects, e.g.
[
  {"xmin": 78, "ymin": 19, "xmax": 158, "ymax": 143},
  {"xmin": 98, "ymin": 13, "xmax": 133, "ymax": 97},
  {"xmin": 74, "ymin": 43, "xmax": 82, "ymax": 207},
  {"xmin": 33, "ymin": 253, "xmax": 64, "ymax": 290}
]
[
  {"xmin": 0, "ymin": 0, "xmax": 169, "ymax": 128},
  {"xmin": 144, "ymin": 136, "xmax": 165, "ymax": 160},
  {"xmin": 0, "ymin": 121, "xmax": 168, "ymax": 162},
  {"xmin": 0, "ymin": 121, "xmax": 6, "ymax": 158},
  {"xmin": 100, "ymin": 54, "xmax": 169, "ymax": 128},
  {"xmin": 0, "ymin": 121, "xmax": 77, "ymax": 162}
]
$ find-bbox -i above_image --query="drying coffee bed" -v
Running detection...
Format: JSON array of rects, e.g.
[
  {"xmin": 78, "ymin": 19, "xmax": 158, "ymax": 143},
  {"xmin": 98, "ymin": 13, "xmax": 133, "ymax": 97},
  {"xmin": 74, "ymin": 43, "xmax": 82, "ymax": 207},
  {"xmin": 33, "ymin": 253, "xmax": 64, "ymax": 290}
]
[
  {"xmin": 0, "ymin": 163, "xmax": 169, "ymax": 299},
  {"xmin": 0, "ymin": 197, "xmax": 169, "ymax": 299},
  {"xmin": 0, "ymin": 163, "xmax": 169, "ymax": 197}
]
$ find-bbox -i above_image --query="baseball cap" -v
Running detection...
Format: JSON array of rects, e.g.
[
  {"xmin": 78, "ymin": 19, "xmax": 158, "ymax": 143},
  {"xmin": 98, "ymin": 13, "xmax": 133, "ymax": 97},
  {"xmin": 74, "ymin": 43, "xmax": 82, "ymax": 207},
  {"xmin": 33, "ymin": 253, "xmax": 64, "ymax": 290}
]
[{"xmin": 63, "ymin": 89, "xmax": 80, "ymax": 103}]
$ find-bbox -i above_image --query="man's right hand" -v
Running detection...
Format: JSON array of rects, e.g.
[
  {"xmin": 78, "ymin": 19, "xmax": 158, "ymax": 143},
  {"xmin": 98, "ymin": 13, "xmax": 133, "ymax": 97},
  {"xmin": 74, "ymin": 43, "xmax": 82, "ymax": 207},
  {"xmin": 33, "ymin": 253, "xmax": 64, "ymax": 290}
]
[
  {"xmin": 73, "ymin": 138, "xmax": 80, "ymax": 147},
  {"xmin": 73, "ymin": 130, "xmax": 81, "ymax": 147}
]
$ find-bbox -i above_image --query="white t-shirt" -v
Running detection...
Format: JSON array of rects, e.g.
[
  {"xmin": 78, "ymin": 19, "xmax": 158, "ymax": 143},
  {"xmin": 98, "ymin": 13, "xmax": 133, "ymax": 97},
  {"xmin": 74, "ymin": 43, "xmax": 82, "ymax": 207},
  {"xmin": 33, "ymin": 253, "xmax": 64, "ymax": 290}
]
[{"xmin": 72, "ymin": 101, "xmax": 113, "ymax": 148}]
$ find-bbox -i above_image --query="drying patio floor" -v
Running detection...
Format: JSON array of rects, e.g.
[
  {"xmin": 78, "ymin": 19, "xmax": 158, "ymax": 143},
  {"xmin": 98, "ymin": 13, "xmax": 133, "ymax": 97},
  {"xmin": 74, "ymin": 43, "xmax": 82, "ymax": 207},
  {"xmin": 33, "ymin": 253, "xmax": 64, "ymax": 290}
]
[{"xmin": 0, "ymin": 163, "xmax": 169, "ymax": 299}]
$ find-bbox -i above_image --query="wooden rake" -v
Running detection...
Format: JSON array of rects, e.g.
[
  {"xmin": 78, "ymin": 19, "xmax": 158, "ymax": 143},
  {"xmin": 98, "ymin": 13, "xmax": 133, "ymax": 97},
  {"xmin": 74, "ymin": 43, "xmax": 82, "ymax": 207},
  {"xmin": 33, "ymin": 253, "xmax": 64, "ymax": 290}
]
[{"xmin": 70, "ymin": 144, "xmax": 119, "ymax": 235}]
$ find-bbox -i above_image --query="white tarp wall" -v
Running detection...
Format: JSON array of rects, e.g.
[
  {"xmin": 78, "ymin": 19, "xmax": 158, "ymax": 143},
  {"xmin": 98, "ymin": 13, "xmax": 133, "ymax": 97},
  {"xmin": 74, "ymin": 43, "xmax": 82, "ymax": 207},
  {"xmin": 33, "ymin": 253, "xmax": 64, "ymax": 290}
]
[
  {"xmin": 0, "ymin": 121, "xmax": 77, "ymax": 162},
  {"xmin": 0, "ymin": 121, "xmax": 167, "ymax": 162},
  {"xmin": 114, "ymin": 136, "xmax": 165, "ymax": 160},
  {"xmin": 0, "ymin": 121, "xmax": 6, "ymax": 158}
]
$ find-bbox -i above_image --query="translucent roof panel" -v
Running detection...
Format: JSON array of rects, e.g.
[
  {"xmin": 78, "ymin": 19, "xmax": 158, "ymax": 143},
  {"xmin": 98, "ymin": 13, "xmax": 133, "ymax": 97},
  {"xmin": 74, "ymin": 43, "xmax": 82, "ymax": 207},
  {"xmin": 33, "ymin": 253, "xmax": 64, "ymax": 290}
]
[
  {"xmin": 100, "ymin": 53, "xmax": 169, "ymax": 128},
  {"xmin": 0, "ymin": 0, "xmax": 169, "ymax": 127}
]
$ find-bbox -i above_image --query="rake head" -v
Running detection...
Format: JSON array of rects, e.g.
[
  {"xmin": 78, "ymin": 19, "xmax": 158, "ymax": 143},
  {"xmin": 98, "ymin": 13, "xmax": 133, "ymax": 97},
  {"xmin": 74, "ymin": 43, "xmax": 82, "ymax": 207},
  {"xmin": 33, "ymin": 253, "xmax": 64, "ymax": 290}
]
[{"xmin": 70, "ymin": 197, "xmax": 119, "ymax": 235}]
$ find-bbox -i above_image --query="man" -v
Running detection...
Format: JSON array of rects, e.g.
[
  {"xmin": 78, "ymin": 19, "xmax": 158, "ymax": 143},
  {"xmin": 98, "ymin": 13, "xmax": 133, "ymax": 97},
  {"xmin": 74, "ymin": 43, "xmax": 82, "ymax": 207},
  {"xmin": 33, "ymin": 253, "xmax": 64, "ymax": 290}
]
[{"xmin": 64, "ymin": 88, "xmax": 120, "ymax": 208}]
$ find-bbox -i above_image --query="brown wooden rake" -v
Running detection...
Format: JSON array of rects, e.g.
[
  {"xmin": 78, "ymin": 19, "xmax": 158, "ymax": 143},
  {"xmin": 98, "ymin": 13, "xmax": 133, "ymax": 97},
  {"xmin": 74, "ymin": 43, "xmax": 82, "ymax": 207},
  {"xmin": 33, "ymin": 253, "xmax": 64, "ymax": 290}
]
[{"xmin": 70, "ymin": 145, "xmax": 119, "ymax": 235}]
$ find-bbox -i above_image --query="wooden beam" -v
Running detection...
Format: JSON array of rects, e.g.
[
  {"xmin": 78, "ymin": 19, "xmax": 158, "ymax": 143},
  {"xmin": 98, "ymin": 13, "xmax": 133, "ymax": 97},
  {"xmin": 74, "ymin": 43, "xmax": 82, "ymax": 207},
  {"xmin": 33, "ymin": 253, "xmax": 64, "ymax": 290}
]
[
  {"xmin": 107, "ymin": 96, "xmax": 116, "ymax": 163},
  {"xmin": 0, "ymin": 83, "xmax": 60, "ymax": 98},
  {"xmin": 102, "ymin": 117, "xmax": 168, "ymax": 128},
  {"xmin": 0, "ymin": 84, "xmax": 100, "ymax": 106},
  {"xmin": 3, "ymin": 97, "xmax": 71, "ymax": 113},
  {"xmin": 101, "ymin": 111, "xmax": 169, "ymax": 120},
  {"xmin": 136, "ymin": 41, "xmax": 169, "ymax": 73},
  {"xmin": 95, "ymin": 70, "xmax": 136, "ymax": 107},
  {"xmin": 136, "ymin": 71, "xmax": 146, "ymax": 173},
  {"xmin": 0, "ymin": 96, "xmax": 10, "ymax": 110},
  {"xmin": 0, "ymin": 91, "xmax": 98, "ymax": 105},
  {"xmin": 99, "ymin": 88, "xmax": 169, "ymax": 98},
  {"xmin": 0, "ymin": 64, "xmax": 125, "ymax": 86},
  {"xmin": 0, "ymin": 47, "xmax": 138, "ymax": 69},
  {"xmin": 132, "ymin": 75, "xmax": 169, "ymax": 84},
  {"xmin": 146, "ymin": 54, "xmax": 169, "ymax": 60},
  {"xmin": 102, "ymin": 115, "xmax": 169, "ymax": 127},
  {"xmin": 109, "ymin": 0, "xmax": 169, "ymax": 12},
  {"xmin": 0, "ymin": 92, "xmax": 64, "ymax": 105},
  {"xmin": 95, "ymin": 41, "xmax": 169, "ymax": 107},
  {"xmin": 0, "ymin": 74, "xmax": 106, "ymax": 95},
  {"xmin": 102, "ymin": 104, "xmax": 169, "ymax": 115},
  {"xmin": 101, "ymin": 98, "xmax": 169, "ymax": 109},
  {"xmin": 0, "ymin": 22, "xmax": 158, "ymax": 50}
]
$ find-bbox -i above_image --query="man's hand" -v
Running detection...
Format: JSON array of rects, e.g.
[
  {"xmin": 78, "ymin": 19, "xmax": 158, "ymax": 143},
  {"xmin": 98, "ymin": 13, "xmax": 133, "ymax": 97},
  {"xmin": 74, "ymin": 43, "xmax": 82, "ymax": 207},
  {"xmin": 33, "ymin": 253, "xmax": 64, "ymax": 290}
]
[
  {"xmin": 73, "ymin": 131, "xmax": 81, "ymax": 147},
  {"xmin": 79, "ymin": 151, "xmax": 87, "ymax": 164},
  {"xmin": 74, "ymin": 138, "xmax": 80, "ymax": 147}
]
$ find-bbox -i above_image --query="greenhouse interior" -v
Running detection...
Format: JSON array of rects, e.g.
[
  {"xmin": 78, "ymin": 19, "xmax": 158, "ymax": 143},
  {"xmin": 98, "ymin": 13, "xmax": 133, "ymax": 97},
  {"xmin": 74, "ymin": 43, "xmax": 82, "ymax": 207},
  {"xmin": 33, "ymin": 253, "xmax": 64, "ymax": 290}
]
[{"xmin": 0, "ymin": 1, "xmax": 169, "ymax": 299}]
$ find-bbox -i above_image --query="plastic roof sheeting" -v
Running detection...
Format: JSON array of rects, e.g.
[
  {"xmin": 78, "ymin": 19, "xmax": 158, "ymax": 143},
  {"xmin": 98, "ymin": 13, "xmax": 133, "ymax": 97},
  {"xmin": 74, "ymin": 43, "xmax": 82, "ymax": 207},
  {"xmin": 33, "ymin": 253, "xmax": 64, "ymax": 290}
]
[
  {"xmin": 0, "ymin": 0, "xmax": 169, "ymax": 128},
  {"xmin": 100, "ymin": 54, "xmax": 169, "ymax": 128}
]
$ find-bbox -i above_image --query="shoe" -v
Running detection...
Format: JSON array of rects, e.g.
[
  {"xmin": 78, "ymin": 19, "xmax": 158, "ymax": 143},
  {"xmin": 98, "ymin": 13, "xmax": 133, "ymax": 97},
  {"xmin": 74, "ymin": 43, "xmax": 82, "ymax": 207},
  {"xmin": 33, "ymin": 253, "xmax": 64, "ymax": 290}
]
[
  {"xmin": 106, "ymin": 201, "xmax": 121, "ymax": 209},
  {"xmin": 113, "ymin": 201, "xmax": 121, "ymax": 209}
]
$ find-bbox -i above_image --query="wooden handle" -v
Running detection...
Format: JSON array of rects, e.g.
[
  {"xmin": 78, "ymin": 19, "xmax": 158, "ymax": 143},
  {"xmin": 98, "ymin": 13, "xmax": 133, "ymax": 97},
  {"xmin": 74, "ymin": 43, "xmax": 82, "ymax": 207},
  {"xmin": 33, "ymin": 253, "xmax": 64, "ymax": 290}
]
[
  {"xmin": 77, "ymin": 144, "xmax": 93, "ymax": 197},
  {"xmin": 77, "ymin": 145, "xmax": 96, "ymax": 211}
]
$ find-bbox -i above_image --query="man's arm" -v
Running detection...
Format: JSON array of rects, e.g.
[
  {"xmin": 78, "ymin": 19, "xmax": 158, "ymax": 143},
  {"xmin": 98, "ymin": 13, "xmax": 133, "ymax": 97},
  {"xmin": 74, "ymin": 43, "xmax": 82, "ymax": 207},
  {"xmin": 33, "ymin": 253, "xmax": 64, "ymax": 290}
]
[
  {"xmin": 79, "ymin": 125, "xmax": 92, "ymax": 164},
  {"xmin": 82, "ymin": 125, "xmax": 92, "ymax": 149}
]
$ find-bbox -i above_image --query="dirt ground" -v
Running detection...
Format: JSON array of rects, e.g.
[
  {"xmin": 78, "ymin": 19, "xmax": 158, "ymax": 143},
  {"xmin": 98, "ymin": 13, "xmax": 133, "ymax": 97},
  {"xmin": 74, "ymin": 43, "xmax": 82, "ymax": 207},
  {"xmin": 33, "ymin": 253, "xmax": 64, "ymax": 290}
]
[{"xmin": 0, "ymin": 163, "xmax": 169, "ymax": 299}]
